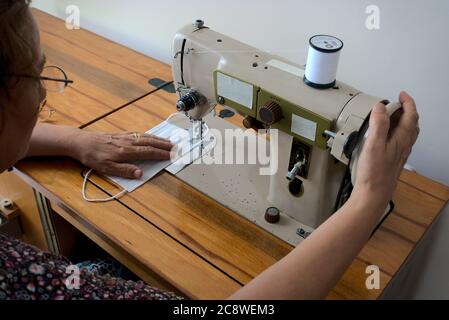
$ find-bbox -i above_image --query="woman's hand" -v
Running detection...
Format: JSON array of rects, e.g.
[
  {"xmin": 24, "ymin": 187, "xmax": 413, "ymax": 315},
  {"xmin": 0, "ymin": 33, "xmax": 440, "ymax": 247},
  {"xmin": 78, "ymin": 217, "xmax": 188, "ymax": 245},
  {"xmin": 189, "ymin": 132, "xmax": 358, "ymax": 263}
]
[
  {"xmin": 26, "ymin": 124, "xmax": 174, "ymax": 179},
  {"xmin": 71, "ymin": 131, "xmax": 174, "ymax": 179},
  {"xmin": 352, "ymin": 91, "xmax": 420, "ymax": 210}
]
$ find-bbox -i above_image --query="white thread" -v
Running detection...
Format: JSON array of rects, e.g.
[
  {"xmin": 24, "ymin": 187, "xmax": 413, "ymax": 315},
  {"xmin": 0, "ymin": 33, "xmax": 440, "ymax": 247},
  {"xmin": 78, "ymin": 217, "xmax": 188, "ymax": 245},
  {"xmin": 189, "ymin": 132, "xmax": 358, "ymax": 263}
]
[
  {"xmin": 202, "ymin": 122, "xmax": 210, "ymax": 137},
  {"xmin": 305, "ymin": 35, "xmax": 343, "ymax": 86},
  {"xmin": 82, "ymin": 169, "xmax": 127, "ymax": 202},
  {"xmin": 166, "ymin": 112, "xmax": 185, "ymax": 122}
]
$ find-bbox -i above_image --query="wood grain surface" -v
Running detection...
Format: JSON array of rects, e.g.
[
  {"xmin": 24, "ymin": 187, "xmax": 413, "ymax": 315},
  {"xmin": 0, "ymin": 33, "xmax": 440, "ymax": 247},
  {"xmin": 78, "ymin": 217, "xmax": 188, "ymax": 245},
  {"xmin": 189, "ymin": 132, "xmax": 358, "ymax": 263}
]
[{"xmin": 33, "ymin": 9, "xmax": 172, "ymax": 127}]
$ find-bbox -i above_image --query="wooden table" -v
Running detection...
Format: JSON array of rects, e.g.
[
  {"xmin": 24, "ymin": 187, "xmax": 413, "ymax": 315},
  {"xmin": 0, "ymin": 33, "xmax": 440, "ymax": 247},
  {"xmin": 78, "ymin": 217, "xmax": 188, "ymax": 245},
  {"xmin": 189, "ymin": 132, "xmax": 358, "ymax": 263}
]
[
  {"xmin": 12, "ymin": 9, "xmax": 449, "ymax": 299},
  {"xmin": 33, "ymin": 9, "xmax": 173, "ymax": 127},
  {"xmin": 3, "ymin": 8, "xmax": 174, "ymax": 254}
]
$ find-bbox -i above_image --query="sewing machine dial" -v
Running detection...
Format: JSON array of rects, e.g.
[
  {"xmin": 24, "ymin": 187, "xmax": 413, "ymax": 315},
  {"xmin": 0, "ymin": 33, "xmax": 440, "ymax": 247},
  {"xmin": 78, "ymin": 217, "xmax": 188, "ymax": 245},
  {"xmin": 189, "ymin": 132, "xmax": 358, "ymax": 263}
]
[{"xmin": 259, "ymin": 101, "xmax": 284, "ymax": 125}]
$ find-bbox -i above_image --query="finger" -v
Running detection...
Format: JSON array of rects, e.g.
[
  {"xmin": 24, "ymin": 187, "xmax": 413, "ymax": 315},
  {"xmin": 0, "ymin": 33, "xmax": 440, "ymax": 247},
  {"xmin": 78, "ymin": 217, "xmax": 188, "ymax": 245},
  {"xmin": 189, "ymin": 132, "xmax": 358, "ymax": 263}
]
[
  {"xmin": 112, "ymin": 132, "xmax": 172, "ymax": 145},
  {"xmin": 130, "ymin": 133, "xmax": 172, "ymax": 144},
  {"xmin": 367, "ymin": 102, "xmax": 390, "ymax": 146},
  {"xmin": 141, "ymin": 133, "xmax": 172, "ymax": 143},
  {"xmin": 102, "ymin": 161, "xmax": 143, "ymax": 179},
  {"xmin": 414, "ymin": 126, "xmax": 420, "ymax": 144},
  {"xmin": 398, "ymin": 91, "xmax": 419, "ymax": 134},
  {"xmin": 399, "ymin": 91, "xmax": 416, "ymax": 109},
  {"xmin": 132, "ymin": 136, "xmax": 174, "ymax": 150},
  {"xmin": 137, "ymin": 146, "xmax": 172, "ymax": 160},
  {"xmin": 118, "ymin": 146, "xmax": 172, "ymax": 162},
  {"xmin": 126, "ymin": 133, "xmax": 172, "ymax": 143}
]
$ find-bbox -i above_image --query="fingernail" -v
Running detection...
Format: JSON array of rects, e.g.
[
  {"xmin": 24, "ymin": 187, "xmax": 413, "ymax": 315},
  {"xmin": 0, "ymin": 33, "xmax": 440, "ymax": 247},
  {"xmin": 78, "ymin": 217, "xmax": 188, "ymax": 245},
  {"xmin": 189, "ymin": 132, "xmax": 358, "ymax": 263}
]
[
  {"xmin": 170, "ymin": 146, "xmax": 180, "ymax": 160},
  {"xmin": 158, "ymin": 135, "xmax": 171, "ymax": 141},
  {"xmin": 373, "ymin": 103, "xmax": 386, "ymax": 113},
  {"xmin": 134, "ymin": 169, "xmax": 143, "ymax": 178}
]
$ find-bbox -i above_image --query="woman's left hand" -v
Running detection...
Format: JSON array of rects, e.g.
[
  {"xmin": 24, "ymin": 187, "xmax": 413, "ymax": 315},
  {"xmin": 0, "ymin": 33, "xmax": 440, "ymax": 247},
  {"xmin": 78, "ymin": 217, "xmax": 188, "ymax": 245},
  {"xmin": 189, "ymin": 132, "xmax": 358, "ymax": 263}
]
[{"xmin": 71, "ymin": 130, "xmax": 174, "ymax": 179}]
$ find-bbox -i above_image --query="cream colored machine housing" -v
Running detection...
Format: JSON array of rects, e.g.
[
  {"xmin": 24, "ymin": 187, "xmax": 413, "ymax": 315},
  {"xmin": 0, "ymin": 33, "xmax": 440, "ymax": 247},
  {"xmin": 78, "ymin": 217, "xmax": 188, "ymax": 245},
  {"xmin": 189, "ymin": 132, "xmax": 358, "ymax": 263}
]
[{"xmin": 171, "ymin": 21, "xmax": 397, "ymax": 245}]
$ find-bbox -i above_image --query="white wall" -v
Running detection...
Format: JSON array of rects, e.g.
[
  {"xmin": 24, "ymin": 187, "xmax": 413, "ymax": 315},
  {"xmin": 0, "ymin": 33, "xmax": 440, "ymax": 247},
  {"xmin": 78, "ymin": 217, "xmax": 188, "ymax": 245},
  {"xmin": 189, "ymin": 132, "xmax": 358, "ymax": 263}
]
[{"xmin": 32, "ymin": 0, "xmax": 449, "ymax": 185}]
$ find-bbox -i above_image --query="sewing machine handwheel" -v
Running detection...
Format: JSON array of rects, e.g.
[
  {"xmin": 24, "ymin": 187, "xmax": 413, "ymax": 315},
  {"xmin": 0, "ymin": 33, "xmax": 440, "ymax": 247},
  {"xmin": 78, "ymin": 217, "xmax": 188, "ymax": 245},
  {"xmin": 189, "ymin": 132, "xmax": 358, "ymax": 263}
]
[
  {"xmin": 343, "ymin": 131, "xmax": 360, "ymax": 159},
  {"xmin": 349, "ymin": 101, "xmax": 403, "ymax": 186}
]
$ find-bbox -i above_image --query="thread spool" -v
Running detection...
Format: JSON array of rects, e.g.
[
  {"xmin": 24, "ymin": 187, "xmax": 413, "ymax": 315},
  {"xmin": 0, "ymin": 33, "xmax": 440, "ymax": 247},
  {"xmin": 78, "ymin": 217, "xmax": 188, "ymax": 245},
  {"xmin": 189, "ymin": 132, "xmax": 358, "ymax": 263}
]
[{"xmin": 304, "ymin": 35, "xmax": 343, "ymax": 89}]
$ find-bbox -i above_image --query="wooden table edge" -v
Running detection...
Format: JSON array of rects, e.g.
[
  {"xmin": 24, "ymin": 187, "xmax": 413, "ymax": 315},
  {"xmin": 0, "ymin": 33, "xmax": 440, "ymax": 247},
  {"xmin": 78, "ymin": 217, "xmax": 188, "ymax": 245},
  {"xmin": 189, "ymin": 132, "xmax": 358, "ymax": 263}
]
[{"xmin": 12, "ymin": 167, "xmax": 243, "ymax": 299}]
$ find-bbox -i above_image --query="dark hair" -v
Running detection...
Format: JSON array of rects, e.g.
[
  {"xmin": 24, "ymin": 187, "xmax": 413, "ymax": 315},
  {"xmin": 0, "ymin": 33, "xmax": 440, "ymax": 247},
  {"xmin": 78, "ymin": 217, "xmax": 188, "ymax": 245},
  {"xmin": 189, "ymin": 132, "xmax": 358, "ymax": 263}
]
[{"xmin": 0, "ymin": 0, "xmax": 35, "ymax": 94}]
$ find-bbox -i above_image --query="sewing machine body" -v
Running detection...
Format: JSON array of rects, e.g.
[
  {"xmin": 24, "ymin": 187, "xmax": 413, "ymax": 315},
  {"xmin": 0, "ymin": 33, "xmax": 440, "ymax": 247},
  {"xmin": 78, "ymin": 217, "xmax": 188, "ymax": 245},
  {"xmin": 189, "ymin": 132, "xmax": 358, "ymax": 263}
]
[{"xmin": 171, "ymin": 22, "xmax": 385, "ymax": 245}]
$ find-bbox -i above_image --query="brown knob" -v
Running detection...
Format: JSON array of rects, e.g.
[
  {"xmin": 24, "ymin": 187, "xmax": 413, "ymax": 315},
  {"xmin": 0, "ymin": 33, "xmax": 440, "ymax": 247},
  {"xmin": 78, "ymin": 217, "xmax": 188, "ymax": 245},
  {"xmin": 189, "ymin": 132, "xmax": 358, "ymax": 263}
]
[
  {"xmin": 265, "ymin": 207, "xmax": 280, "ymax": 224},
  {"xmin": 243, "ymin": 116, "xmax": 265, "ymax": 131},
  {"xmin": 259, "ymin": 101, "xmax": 283, "ymax": 125},
  {"xmin": 243, "ymin": 116, "xmax": 257, "ymax": 129}
]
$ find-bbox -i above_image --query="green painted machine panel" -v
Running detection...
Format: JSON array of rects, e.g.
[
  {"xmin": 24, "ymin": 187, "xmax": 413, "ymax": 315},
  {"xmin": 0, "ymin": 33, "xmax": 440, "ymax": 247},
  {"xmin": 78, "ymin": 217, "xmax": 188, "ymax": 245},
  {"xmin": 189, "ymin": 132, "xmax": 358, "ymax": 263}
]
[
  {"xmin": 214, "ymin": 71, "xmax": 259, "ymax": 118},
  {"xmin": 213, "ymin": 71, "xmax": 331, "ymax": 150},
  {"xmin": 256, "ymin": 90, "xmax": 331, "ymax": 150}
]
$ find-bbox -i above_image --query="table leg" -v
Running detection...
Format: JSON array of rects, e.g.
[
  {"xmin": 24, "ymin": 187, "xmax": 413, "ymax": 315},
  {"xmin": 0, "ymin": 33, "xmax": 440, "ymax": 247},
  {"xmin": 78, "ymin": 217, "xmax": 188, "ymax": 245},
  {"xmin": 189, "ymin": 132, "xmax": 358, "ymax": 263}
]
[{"xmin": 33, "ymin": 189, "xmax": 60, "ymax": 254}]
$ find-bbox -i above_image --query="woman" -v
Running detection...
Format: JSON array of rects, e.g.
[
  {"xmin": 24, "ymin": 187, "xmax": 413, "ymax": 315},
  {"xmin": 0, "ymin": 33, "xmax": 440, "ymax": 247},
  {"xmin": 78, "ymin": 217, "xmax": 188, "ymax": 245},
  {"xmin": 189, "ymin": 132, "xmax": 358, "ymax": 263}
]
[{"xmin": 0, "ymin": 0, "xmax": 419, "ymax": 300}]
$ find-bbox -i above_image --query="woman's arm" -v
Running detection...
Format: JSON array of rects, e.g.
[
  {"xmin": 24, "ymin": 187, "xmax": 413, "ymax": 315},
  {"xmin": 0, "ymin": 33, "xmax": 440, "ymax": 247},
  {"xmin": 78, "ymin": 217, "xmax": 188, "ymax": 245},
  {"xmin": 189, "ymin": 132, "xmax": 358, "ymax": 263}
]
[
  {"xmin": 230, "ymin": 190, "xmax": 384, "ymax": 300},
  {"xmin": 230, "ymin": 91, "xmax": 419, "ymax": 300},
  {"xmin": 26, "ymin": 123, "xmax": 173, "ymax": 179}
]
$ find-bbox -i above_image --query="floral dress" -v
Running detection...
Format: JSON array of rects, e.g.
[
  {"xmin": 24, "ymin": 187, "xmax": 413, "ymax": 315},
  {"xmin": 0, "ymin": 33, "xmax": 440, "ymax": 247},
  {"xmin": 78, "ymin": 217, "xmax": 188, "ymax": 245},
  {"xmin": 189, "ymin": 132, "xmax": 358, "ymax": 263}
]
[{"xmin": 0, "ymin": 233, "xmax": 183, "ymax": 300}]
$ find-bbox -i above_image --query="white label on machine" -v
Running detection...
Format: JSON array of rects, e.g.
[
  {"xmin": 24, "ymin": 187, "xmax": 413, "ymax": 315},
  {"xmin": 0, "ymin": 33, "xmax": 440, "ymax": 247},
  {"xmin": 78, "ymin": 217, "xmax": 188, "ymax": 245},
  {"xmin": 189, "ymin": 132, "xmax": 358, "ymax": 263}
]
[
  {"xmin": 291, "ymin": 114, "xmax": 317, "ymax": 142},
  {"xmin": 266, "ymin": 59, "xmax": 305, "ymax": 78},
  {"xmin": 217, "ymin": 72, "xmax": 253, "ymax": 109}
]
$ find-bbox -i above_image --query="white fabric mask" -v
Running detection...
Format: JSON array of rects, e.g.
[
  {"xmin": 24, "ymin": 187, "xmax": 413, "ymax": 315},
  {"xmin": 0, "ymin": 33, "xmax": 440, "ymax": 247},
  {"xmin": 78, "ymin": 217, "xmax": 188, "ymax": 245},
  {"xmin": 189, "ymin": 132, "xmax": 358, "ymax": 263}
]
[{"xmin": 82, "ymin": 119, "xmax": 212, "ymax": 202}]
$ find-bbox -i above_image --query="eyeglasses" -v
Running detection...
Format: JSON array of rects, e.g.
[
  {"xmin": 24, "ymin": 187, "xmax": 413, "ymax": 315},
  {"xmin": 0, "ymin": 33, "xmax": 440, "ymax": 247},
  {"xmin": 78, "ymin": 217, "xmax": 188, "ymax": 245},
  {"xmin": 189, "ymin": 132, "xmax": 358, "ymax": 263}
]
[
  {"xmin": 8, "ymin": 65, "xmax": 73, "ymax": 122},
  {"xmin": 41, "ymin": 65, "xmax": 73, "ymax": 92},
  {"xmin": 38, "ymin": 100, "xmax": 56, "ymax": 123},
  {"xmin": 11, "ymin": 65, "xmax": 74, "ymax": 93}
]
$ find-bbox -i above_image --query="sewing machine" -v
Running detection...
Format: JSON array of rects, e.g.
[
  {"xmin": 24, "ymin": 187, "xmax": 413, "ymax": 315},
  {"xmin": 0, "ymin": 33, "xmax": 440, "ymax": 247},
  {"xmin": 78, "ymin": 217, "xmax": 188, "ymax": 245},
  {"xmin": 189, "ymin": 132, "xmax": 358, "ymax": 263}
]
[{"xmin": 170, "ymin": 20, "xmax": 400, "ymax": 246}]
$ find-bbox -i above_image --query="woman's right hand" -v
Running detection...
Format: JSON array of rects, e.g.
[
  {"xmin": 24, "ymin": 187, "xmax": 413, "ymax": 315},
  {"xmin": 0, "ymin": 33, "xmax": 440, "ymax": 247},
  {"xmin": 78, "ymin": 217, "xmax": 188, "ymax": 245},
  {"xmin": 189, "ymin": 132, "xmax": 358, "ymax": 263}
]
[
  {"xmin": 351, "ymin": 91, "xmax": 420, "ymax": 211},
  {"xmin": 70, "ymin": 130, "xmax": 174, "ymax": 179}
]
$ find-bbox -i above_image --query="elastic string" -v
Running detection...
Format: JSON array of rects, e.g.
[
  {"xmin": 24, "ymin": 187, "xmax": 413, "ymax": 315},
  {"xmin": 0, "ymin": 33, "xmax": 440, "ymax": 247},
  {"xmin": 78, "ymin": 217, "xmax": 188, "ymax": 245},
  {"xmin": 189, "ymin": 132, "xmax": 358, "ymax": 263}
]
[
  {"xmin": 82, "ymin": 169, "xmax": 127, "ymax": 202},
  {"xmin": 81, "ymin": 114, "xmax": 209, "ymax": 202}
]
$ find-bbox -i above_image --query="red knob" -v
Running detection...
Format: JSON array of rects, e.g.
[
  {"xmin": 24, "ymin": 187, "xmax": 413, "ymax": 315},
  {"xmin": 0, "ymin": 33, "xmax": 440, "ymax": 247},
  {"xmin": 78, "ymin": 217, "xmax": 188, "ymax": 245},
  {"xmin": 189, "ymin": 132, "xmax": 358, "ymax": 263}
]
[{"xmin": 265, "ymin": 207, "xmax": 280, "ymax": 224}]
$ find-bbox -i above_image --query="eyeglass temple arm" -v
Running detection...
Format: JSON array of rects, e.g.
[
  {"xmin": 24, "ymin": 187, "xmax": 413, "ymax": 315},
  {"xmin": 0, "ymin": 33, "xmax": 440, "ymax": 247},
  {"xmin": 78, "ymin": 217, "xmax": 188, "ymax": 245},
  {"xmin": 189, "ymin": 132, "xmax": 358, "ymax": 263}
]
[
  {"xmin": 6, "ymin": 74, "xmax": 74, "ymax": 84},
  {"xmin": 40, "ymin": 76, "xmax": 74, "ymax": 84}
]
